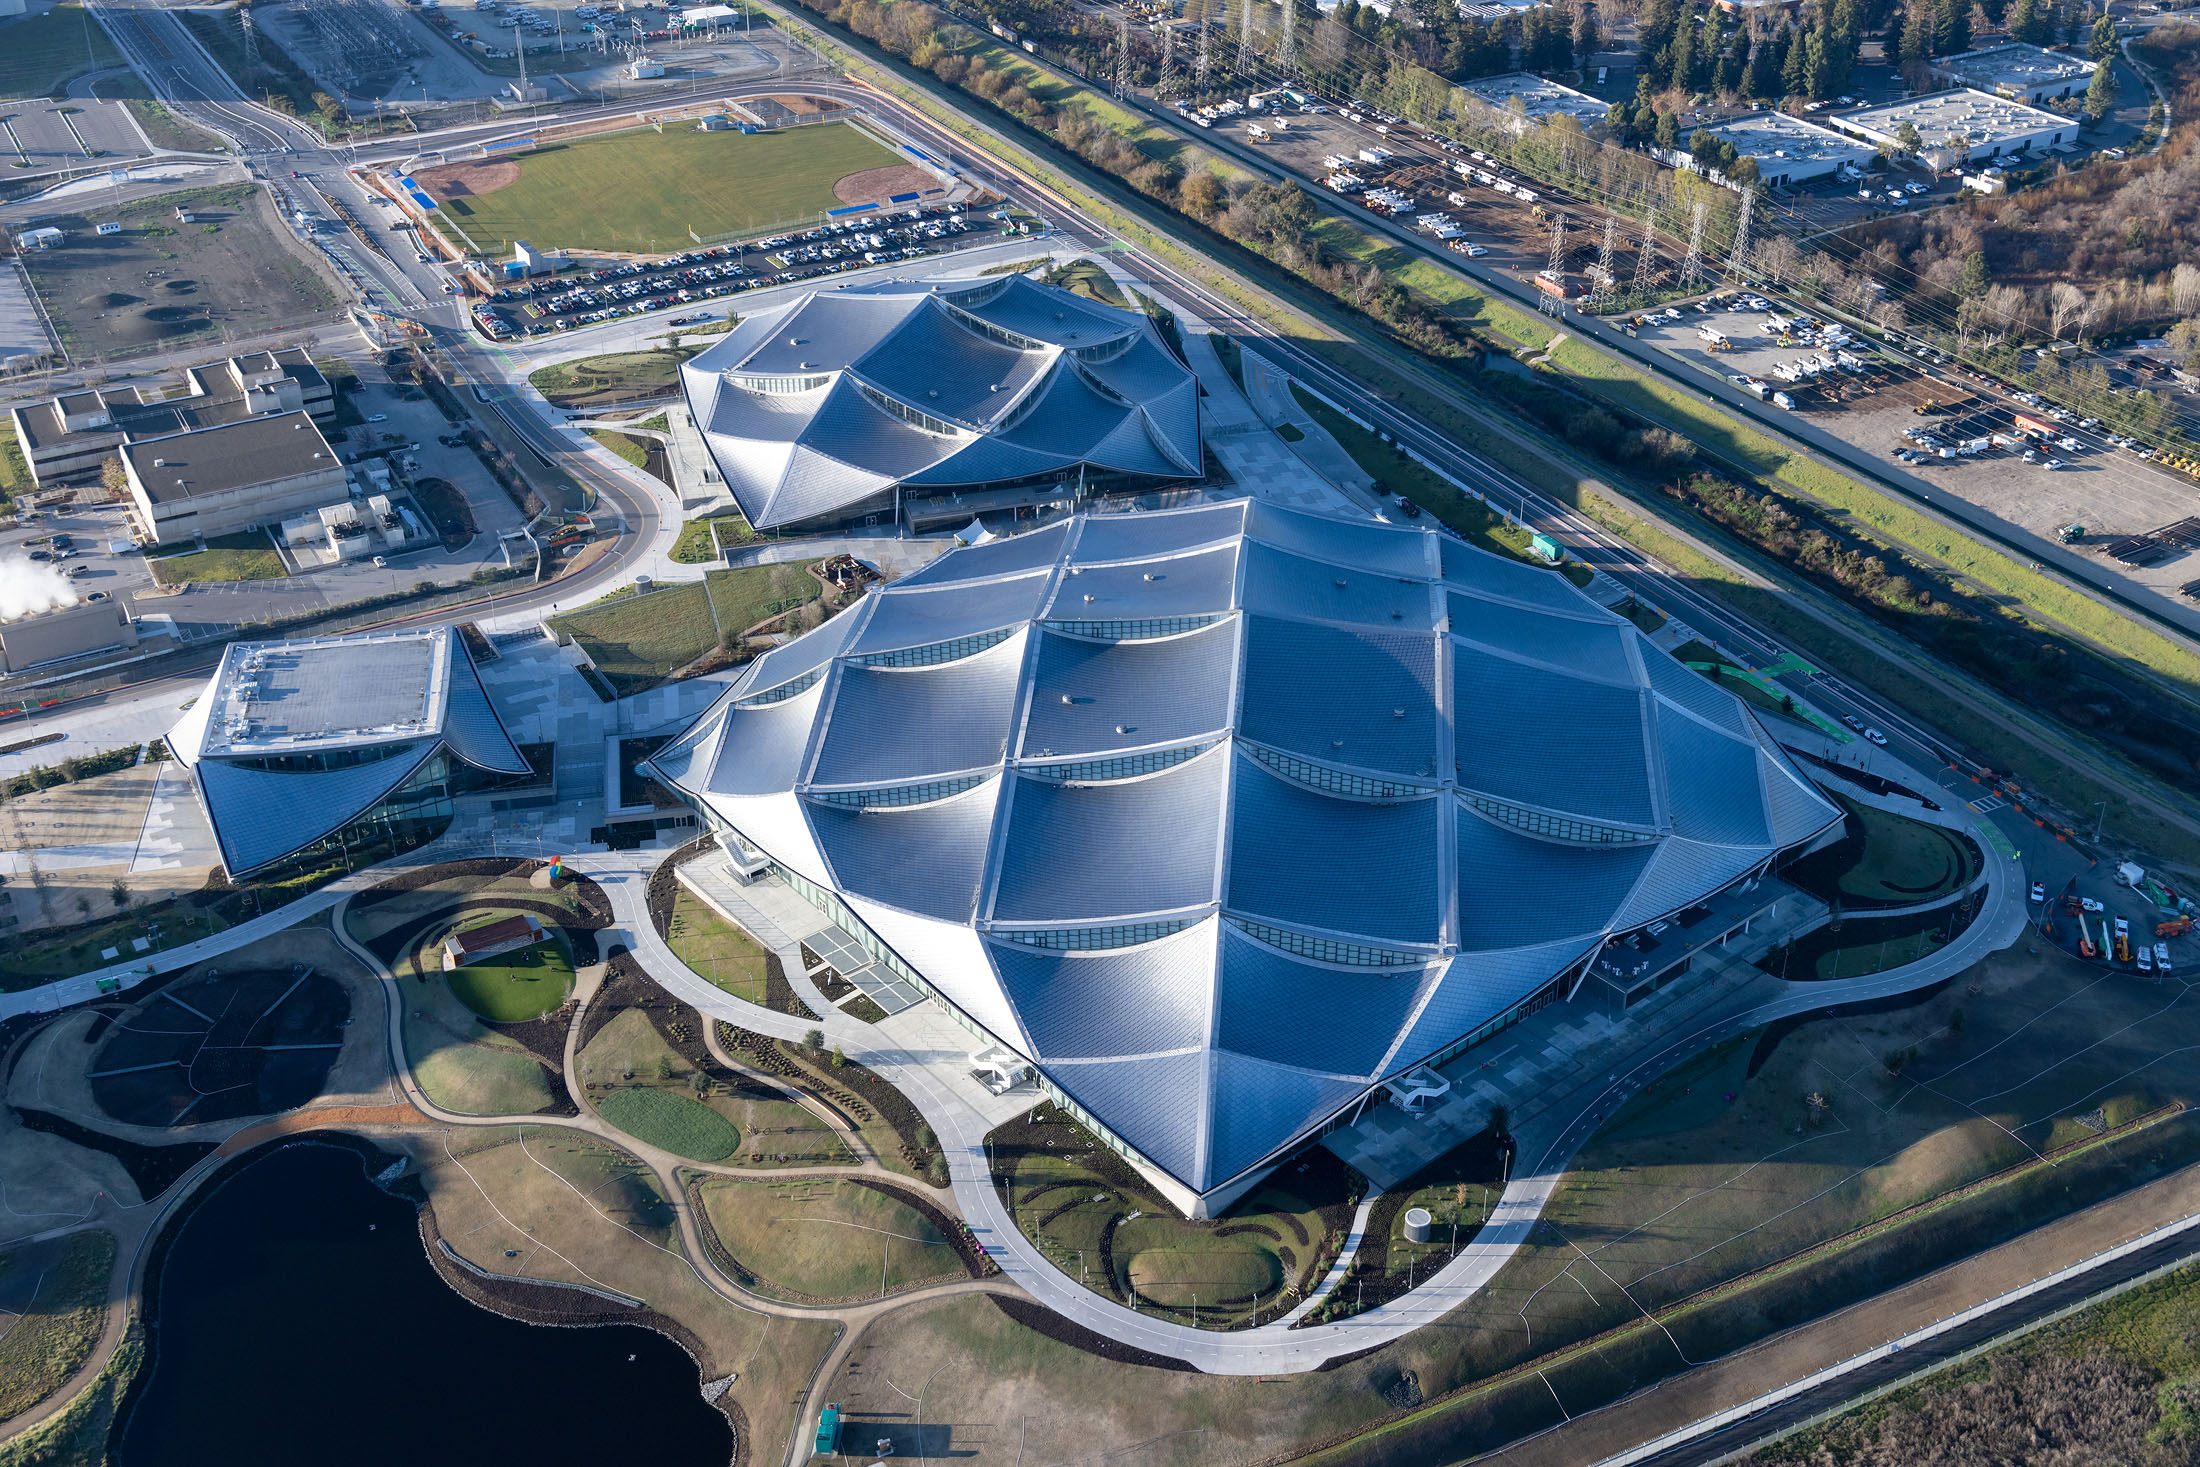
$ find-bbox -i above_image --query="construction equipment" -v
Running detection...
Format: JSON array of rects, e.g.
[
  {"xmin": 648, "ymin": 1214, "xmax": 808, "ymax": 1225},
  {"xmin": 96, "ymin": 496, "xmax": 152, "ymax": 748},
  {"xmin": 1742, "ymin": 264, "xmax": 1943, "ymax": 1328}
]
[
  {"xmin": 2114, "ymin": 917, "xmax": 2133, "ymax": 963},
  {"xmin": 2058, "ymin": 523, "xmax": 2086, "ymax": 544},
  {"xmin": 2161, "ymin": 916, "xmax": 2194, "ymax": 938},
  {"xmin": 2077, "ymin": 914, "xmax": 2098, "ymax": 959}
]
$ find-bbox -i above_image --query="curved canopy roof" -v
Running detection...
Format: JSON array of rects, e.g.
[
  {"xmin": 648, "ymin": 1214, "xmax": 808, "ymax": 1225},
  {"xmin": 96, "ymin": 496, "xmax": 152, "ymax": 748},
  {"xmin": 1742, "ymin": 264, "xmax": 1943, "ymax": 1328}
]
[
  {"xmin": 652, "ymin": 502, "xmax": 1841, "ymax": 1202},
  {"xmin": 172, "ymin": 625, "xmax": 529, "ymax": 876},
  {"xmin": 681, "ymin": 275, "xmax": 1201, "ymax": 529}
]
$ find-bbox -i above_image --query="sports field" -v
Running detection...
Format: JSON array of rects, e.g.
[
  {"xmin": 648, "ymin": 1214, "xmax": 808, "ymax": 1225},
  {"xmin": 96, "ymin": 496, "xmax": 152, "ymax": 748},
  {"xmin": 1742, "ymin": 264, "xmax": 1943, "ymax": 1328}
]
[{"xmin": 414, "ymin": 121, "xmax": 915, "ymax": 256}]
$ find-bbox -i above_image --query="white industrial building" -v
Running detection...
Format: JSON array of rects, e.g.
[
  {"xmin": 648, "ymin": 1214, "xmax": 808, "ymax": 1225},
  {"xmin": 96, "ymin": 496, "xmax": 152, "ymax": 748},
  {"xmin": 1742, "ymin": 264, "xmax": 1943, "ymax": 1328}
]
[
  {"xmin": 1932, "ymin": 43, "xmax": 2098, "ymax": 105},
  {"xmin": 1692, "ymin": 111, "xmax": 1876, "ymax": 187},
  {"xmin": 1456, "ymin": 73, "xmax": 1612, "ymax": 135},
  {"xmin": 1829, "ymin": 89, "xmax": 2077, "ymax": 165}
]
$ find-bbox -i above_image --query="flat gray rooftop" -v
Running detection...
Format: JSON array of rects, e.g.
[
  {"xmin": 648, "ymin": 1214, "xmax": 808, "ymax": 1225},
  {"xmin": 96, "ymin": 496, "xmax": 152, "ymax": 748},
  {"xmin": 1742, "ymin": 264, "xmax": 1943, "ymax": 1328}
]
[
  {"xmin": 205, "ymin": 630, "xmax": 447, "ymax": 753},
  {"xmin": 1936, "ymin": 43, "xmax": 2096, "ymax": 91}
]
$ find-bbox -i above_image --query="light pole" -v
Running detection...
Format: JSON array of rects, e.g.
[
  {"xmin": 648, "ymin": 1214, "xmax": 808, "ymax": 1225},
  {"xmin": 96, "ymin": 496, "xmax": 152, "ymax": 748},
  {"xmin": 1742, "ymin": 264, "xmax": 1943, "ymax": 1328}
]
[{"xmin": 2092, "ymin": 801, "xmax": 2108, "ymax": 842}]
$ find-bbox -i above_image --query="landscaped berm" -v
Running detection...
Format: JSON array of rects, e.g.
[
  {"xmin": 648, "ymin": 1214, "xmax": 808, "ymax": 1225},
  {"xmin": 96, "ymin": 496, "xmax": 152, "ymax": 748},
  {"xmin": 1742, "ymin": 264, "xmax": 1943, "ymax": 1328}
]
[{"xmin": 410, "ymin": 118, "xmax": 923, "ymax": 256}]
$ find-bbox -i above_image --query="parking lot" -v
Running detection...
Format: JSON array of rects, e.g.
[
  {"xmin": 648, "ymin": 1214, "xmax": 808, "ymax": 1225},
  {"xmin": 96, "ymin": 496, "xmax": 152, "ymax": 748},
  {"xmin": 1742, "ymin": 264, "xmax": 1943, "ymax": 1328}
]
[
  {"xmin": 1620, "ymin": 294, "xmax": 2200, "ymax": 631},
  {"xmin": 0, "ymin": 501, "xmax": 159, "ymax": 631},
  {"xmin": 467, "ymin": 203, "xmax": 992, "ymax": 339},
  {"xmin": 1, "ymin": 100, "xmax": 153, "ymax": 176}
]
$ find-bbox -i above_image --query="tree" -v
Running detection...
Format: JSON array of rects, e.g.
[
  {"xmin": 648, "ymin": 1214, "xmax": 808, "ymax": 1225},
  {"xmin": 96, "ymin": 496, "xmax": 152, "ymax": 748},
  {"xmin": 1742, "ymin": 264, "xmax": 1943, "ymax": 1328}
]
[
  {"xmin": 830, "ymin": 1045, "xmax": 846, "ymax": 1069},
  {"xmin": 2082, "ymin": 59, "xmax": 2117, "ymax": 122},
  {"xmin": 1897, "ymin": 119, "xmax": 1923, "ymax": 152},
  {"xmin": 2009, "ymin": 0, "xmax": 2050, "ymax": 44},
  {"xmin": 1655, "ymin": 108, "xmax": 1680, "ymax": 150},
  {"xmin": 110, "ymin": 879, "xmax": 129, "ymax": 910},
  {"xmin": 2088, "ymin": 10, "xmax": 2117, "ymax": 59},
  {"xmin": 803, "ymin": 1026, "xmax": 824, "ymax": 1052},
  {"xmin": 1958, "ymin": 250, "xmax": 1991, "ymax": 300}
]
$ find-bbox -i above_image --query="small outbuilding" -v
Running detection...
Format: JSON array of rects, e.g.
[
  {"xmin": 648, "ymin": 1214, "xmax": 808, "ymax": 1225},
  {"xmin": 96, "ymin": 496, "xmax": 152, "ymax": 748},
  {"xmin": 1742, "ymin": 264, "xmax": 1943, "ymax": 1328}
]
[{"xmin": 443, "ymin": 913, "xmax": 548, "ymax": 969}]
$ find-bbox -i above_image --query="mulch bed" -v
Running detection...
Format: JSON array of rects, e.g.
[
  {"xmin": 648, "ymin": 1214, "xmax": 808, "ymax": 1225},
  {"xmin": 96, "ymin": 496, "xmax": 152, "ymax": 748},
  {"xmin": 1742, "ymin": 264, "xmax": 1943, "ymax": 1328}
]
[
  {"xmin": 810, "ymin": 967, "xmax": 854, "ymax": 1003},
  {"xmin": 723, "ymin": 1026, "xmax": 942, "ymax": 1182},
  {"xmin": 12, "ymin": 1107, "xmax": 215, "ymax": 1200}
]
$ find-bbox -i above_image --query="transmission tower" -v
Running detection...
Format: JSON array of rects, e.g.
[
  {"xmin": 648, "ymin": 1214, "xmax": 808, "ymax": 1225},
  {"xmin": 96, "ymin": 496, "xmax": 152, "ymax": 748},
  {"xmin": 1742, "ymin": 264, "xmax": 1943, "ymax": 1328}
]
[
  {"xmin": 1157, "ymin": 22, "xmax": 1177, "ymax": 97},
  {"xmin": 1592, "ymin": 216, "xmax": 1619, "ymax": 308},
  {"xmin": 1236, "ymin": 0, "xmax": 1257, "ymax": 77},
  {"xmin": 1727, "ymin": 184, "xmax": 1756, "ymax": 272},
  {"xmin": 1115, "ymin": 11, "xmax": 1133, "ymax": 97},
  {"xmin": 1276, "ymin": 0, "xmax": 1297, "ymax": 75},
  {"xmin": 239, "ymin": 5, "xmax": 262, "ymax": 73},
  {"xmin": 1631, "ymin": 214, "xmax": 1658, "ymax": 293},
  {"xmin": 1680, "ymin": 196, "xmax": 1707, "ymax": 289},
  {"xmin": 1540, "ymin": 211, "xmax": 1569, "ymax": 316},
  {"xmin": 1196, "ymin": 21, "xmax": 1211, "ymax": 95}
]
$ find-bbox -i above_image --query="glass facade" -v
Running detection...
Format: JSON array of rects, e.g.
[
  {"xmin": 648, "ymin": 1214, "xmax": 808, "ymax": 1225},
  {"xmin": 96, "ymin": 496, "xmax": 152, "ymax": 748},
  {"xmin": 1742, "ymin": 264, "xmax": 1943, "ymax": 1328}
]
[
  {"xmin": 850, "ymin": 628, "xmax": 1015, "ymax": 669},
  {"xmin": 244, "ymin": 752, "xmax": 455, "ymax": 881},
  {"xmin": 997, "ymin": 918, "xmax": 1198, "ymax": 950},
  {"xmin": 227, "ymin": 741, "xmax": 422, "ymax": 774},
  {"xmin": 1041, "ymin": 615, "xmax": 1219, "ymax": 641},
  {"xmin": 1228, "ymin": 917, "xmax": 1431, "ymax": 969},
  {"xmin": 738, "ymin": 666, "xmax": 825, "ymax": 707},
  {"xmin": 1246, "ymin": 744, "xmax": 1433, "ymax": 801},
  {"xmin": 1022, "ymin": 742, "xmax": 1212, "ymax": 784},
  {"xmin": 1464, "ymin": 794, "xmax": 1656, "ymax": 845},
  {"xmin": 808, "ymin": 774, "xmax": 990, "ymax": 809}
]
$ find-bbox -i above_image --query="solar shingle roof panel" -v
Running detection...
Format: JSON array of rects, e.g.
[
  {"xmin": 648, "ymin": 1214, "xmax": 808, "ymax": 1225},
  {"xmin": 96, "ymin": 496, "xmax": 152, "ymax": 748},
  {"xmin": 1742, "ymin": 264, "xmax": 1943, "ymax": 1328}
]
[
  {"xmin": 806, "ymin": 777, "xmax": 1001, "ymax": 922},
  {"xmin": 1068, "ymin": 502, "xmax": 1247, "ymax": 563},
  {"xmin": 1020, "ymin": 622, "xmax": 1238, "ymax": 758},
  {"xmin": 1214, "ymin": 928, "xmax": 1440, "ymax": 1077},
  {"xmin": 894, "ymin": 520, "xmax": 1075, "ymax": 587},
  {"xmin": 990, "ymin": 748, "xmax": 1228, "ymax": 921},
  {"xmin": 991, "ymin": 921, "xmax": 1218, "ymax": 1061},
  {"xmin": 1453, "ymin": 802, "xmax": 1658, "ymax": 949},
  {"xmin": 1449, "ymin": 596, "xmax": 1637, "ymax": 686},
  {"xmin": 1453, "ymin": 642, "xmax": 1656, "ymax": 825},
  {"xmin": 1226, "ymin": 758, "xmax": 1442, "ymax": 942},
  {"xmin": 809, "ymin": 634, "xmax": 1026, "ymax": 785},
  {"xmin": 1439, "ymin": 536, "xmax": 1589, "ymax": 611},
  {"xmin": 1241, "ymin": 541, "xmax": 1434, "ymax": 628},
  {"xmin": 1045, "ymin": 543, "xmax": 1240, "ymax": 621},
  {"xmin": 1240, "ymin": 617, "xmax": 1442, "ymax": 778},
  {"xmin": 846, "ymin": 573, "xmax": 1053, "ymax": 656},
  {"xmin": 1656, "ymin": 712, "xmax": 1772, "ymax": 847}
]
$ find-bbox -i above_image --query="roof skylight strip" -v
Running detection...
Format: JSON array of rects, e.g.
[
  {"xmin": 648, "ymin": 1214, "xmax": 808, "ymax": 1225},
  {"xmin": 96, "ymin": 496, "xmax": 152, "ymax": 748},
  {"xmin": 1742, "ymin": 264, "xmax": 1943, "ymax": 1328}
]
[
  {"xmin": 848, "ymin": 626, "xmax": 1016, "ymax": 669},
  {"xmin": 1228, "ymin": 917, "xmax": 1432, "ymax": 969},
  {"xmin": 809, "ymin": 773, "xmax": 990, "ymax": 809},
  {"xmin": 1244, "ymin": 744, "xmax": 1437, "ymax": 801},
  {"xmin": 1464, "ymin": 794, "xmax": 1659, "ymax": 845},
  {"xmin": 1039, "ymin": 614, "xmax": 1220, "ymax": 641},
  {"xmin": 997, "ymin": 918, "xmax": 1198, "ymax": 951},
  {"xmin": 1022, "ymin": 741, "xmax": 1214, "ymax": 784},
  {"xmin": 736, "ymin": 666, "xmax": 825, "ymax": 707}
]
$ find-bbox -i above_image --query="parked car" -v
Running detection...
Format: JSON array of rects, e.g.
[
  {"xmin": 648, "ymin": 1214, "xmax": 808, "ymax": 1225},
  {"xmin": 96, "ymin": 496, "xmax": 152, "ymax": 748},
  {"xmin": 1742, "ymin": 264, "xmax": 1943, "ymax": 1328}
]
[
  {"xmin": 2030, "ymin": 882, "xmax": 2047, "ymax": 903},
  {"xmin": 2080, "ymin": 896, "xmax": 2106, "ymax": 913},
  {"xmin": 367, "ymin": 413, "xmax": 388, "ymax": 423}
]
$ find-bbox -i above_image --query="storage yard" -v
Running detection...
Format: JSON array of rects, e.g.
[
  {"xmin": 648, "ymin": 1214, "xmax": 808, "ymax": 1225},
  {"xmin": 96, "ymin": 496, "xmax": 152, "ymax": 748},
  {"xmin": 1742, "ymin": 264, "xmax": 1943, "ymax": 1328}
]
[{"xmin": 1620, "ymin": 295, "xmax": 2200, "ymax": 625}]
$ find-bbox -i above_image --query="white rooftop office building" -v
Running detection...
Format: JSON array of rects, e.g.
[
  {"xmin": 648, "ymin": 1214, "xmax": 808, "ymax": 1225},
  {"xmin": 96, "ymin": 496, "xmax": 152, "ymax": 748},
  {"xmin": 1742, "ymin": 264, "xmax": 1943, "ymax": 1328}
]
[
  {"xmin": 169, "ymin": 625, "xmax": 530, "ymax": 877},
  {"xmin": 1829, "ymin": 88, "xmax": 2077, "ymax": 164},
  {"xmin": 1692, "ymin": 112, "xmax": 1876, "ymax": 186},
  {"xmin": 1932, "ymin": 43, "xmax": 2097, "ymax": 105},
  {"xmin": 649, "ymin": 501, "xmax": 1843, "ymax": 1215},
  {"xmin": 1457, "ymin": 73, "xmax": 1612, "ymax": 134},
  {"xmin": 680, "ymin": 275, "xmax": 1201, "ymax": 534}
]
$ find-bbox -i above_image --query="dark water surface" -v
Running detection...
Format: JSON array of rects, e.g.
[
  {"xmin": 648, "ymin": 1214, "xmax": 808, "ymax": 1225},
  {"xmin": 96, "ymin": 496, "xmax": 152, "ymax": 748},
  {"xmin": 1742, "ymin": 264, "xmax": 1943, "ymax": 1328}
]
[{"xmin": 119, "ymin": 1141, "xmax": 734, "ymax": 1467}]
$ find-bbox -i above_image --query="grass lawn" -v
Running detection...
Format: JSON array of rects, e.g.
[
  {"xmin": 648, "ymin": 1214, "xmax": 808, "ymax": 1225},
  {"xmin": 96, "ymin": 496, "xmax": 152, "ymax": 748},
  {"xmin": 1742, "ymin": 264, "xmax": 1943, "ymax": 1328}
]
[
  {"xmin": 670, "ymin": 510, "xmax": 759, "ymax": 566},
  {"xmin": 0, "ymin": 1231, "xmax": 113, "ymax": 1424},
  {"xmin": 702, "ymin": 561, "xmax": 826, "ymax": 638},
  {"xmin": 585, "ymin": 429, "xmax": 650, "ymax": 469},
  {"xmin": 1042, "ymin": 257, "xmax": 1127, "ymax": 308},
  {"xmin": 401, "ymin": 975, "xmax": 555, "ymax": 1116},
  {"xmin": 596, "ymin": 1087, "xmax": 741, "ymax": 1163},
  {"xmin": 990, "ymin": 1102, "xmax": 1358, "ymax": 1329},
  {"xmin": 530, "ymin": 348, "xmax": 695, "ymax": 409},
  {"xmin": 146, "ymin": 531, "xmax": 286, "ymax": 586},
  {"xmin": 116, "ymin": 97, "xmax": 223, "ymax": 152},
  {"xmin": 0, "ymin": 420, "xmax": 29, "ymax": 506},
  {"xmin": 550, "ymin": 580, "xmax": 719, "ymax": 695},
  {"xmin": 424, "ymin": 122, "xmax": 905, "ymax": 256},
  {"xmin": 665, "ymin": 888, "xmax": 769, "ymax": 1004},
  {"xmin": 0, "ymin": 5, "xmax": 120, "ymax": 98},
  {"xmin": 444, "ymin": 931, "xmax": 574, "ymax": 1023},
  {"xmin": 697, "ymin": 1177, "xmax": 958, "ymax": 1301},
  {"xmin": 1, "ymin": 903, "xmax": 235, "ymax": 990}
]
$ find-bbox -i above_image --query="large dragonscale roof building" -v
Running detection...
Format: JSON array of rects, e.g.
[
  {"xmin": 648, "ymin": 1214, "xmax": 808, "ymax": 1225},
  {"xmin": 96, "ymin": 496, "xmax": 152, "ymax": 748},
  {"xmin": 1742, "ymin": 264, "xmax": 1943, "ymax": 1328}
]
[
  {"xmin": 680, "ymin": 274, "xmax": 1201, "ymax": 532},
  {"xmin": 650, "ymin": 502, "xmax": 1841, "ymax": 1213}
]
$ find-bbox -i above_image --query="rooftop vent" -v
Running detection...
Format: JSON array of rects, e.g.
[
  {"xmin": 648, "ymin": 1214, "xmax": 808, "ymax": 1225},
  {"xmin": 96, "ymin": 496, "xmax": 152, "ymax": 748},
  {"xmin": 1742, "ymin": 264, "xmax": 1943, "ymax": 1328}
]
[
  {"xmin": 1142, "ymin": 573, "xmax": 1159, "ymax": 582},
  {"xmin": 153, "ymin": 457, "xmax": 165, "ymax": 467},
  {"xmin": 1334, "ymin": 578, "xmax": 1348, "ymax": 589}
]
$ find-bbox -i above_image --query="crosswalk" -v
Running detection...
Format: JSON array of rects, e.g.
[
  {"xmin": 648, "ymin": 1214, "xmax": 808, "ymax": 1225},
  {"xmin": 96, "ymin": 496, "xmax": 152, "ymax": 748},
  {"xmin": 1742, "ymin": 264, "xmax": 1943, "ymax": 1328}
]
[{"xmin": 1970, "ymin": 795, "xmax": 2006, "ymax": 814}]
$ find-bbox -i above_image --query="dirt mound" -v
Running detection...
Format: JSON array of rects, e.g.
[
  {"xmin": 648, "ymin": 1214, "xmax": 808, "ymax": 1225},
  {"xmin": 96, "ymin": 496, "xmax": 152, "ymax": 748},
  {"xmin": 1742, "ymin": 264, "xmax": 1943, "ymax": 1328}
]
[
  {"xmin": 143, "ymin": 304, "xmax": 197, "ymax": 323},
  {"xmin": 831, "ymin": 162, "xmax": 932, "ymax": 205},
  {"xmin": 411, "ymin": 158, "xmax": 520, "ymax": 202},
  {"xmin": 163, "ymin": 279, "xmax": 197, "ymax": 294},
  {"xmin": 81, "ymin": 291, "xmax": 139, "ymax": 308}
]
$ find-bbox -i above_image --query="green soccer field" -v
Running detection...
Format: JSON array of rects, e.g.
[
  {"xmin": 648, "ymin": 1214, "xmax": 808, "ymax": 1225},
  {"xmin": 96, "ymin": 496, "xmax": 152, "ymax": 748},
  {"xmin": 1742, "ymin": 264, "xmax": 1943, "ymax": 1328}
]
[{"xmin": 429, "ymin": 121, "xmax": 908, "ymax": 255}]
